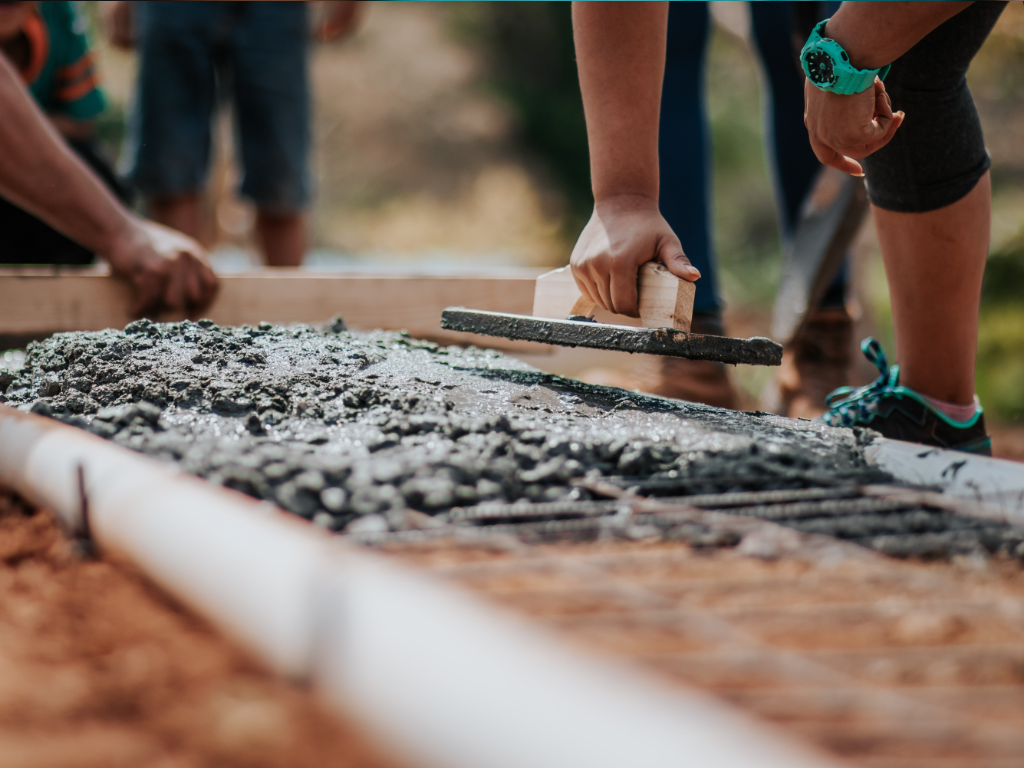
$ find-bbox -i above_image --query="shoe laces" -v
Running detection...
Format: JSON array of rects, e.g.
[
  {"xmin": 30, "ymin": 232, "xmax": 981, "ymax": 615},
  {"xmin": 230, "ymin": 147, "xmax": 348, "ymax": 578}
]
[{"xmin": 819, "ymin": 338, "xmax": 898, "ymax": 427}]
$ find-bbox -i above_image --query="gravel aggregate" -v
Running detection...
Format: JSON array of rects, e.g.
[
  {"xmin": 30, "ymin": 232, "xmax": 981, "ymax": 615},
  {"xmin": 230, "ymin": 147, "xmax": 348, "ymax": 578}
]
[
  {"xmin": 0, "ymin": 320, "xmax": 870, "ymax": 527},
  {"xmin": 3, "ymin": 319, "xmax": 1019, "ymax": 559}
]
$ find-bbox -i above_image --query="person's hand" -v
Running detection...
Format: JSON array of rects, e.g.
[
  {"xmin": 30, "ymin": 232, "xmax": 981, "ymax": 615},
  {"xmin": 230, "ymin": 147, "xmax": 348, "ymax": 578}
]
[
  {"xmin": 104, "ymin": 219, "xmax": 219, "ymax": 319},
  {"xmin": 804, "ymin": 77, "xmax": 904, "ymax": 176},
  {"xmin": 102, "ymin": 0, "xmax": 134, "ymax": 50},
  {"xmin": 569, "ymin": 195, "xmax": 699, "ymax": 318},
  {"xmin": 314, "ymin": 1, "xmax": 364, "ymax": 42}
]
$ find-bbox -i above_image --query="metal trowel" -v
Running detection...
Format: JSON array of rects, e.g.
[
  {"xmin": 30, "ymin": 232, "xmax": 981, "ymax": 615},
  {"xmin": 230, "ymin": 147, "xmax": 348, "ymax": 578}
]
[{"xmin": 441, "ymin": 262, "xmax": 782, "ymax": 366}]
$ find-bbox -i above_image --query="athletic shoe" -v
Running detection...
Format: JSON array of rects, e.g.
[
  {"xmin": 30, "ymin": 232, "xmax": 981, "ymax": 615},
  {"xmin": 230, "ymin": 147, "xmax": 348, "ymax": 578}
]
[{"xmin": 817, "ymin": 338, "xmax": 992, "ymax": 455}]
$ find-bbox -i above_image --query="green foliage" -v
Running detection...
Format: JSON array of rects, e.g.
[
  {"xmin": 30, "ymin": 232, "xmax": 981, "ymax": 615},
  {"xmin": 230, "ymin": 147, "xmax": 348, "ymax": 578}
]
[
  {"xmin": 705, "ymin": 29, "xmax": 782, "ymax": 309},
  {"xmin": 450, "ymin": 2, "xmax": 591, "ymax": 229},
  {"xmin": 976, "ymin": 234, "xmax": 1024, "ymax": 421}
]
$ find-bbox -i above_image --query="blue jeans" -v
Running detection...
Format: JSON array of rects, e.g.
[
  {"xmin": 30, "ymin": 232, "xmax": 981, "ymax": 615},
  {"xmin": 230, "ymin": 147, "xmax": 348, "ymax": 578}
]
[
  {"xmin": 659, "ymin": 1, "xmax": 844, "ymax": 315},
  {"xmin": 124, "ymin": 1, "xmax": 311, "ymax": 212}
]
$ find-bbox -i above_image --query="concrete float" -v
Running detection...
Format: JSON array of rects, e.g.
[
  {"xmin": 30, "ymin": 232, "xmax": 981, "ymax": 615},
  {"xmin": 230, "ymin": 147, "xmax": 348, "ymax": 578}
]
[{"xmin": 0, "ymin": 403, "xmax": 836, "ymax": 768}]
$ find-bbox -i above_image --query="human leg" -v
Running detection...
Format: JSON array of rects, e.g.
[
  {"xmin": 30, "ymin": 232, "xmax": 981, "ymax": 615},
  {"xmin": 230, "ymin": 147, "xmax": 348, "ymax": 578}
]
[
  {"xmin": 658, "ymin": 1, "xmax": 716, "ymax": 315},
  {"xmin": 873, "ymin": 174, "xmax": 990, "ymax": 406},
  {"xmin": 751, "ymin": 2, "xmax": 855, "ymax": 417},
  {"xmin": 228, "ymin": 1, "xmax": 310, "ymax": 266},
  {"xmin": 124, "ymin": 2, "xmax": 219, "ymax": 241},
  {"xmin": 255, "ymin": 210, "xmax": 305, "ymax": 268},
  {"xmin": 148, "ymin": 194, "xmax": 204, "ymax": 243},
  {"xmin": 820, "ymin": 2, "xmax": 1006, "ymax": 452}
]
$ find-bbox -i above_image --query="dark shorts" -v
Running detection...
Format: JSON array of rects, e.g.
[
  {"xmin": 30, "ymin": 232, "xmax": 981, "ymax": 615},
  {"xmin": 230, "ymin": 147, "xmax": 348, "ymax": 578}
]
[
  {"xmin": 862, "ymin": 2, "xmax": 1006, "ymax": 213},
  {"xmin": 124, "ymin": 1, "xmax": 311, "ymax": 212}
]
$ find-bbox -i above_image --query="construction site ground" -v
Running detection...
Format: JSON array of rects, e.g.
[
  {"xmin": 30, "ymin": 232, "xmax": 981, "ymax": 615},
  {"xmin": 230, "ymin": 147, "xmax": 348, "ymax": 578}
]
[
  {"xmin": 382, "ymin": 533, "xmax": 1024, "ymax": 768},
  {"xmin": 0, "ymin": 487, "xmax": 402, "ymax": 768}
]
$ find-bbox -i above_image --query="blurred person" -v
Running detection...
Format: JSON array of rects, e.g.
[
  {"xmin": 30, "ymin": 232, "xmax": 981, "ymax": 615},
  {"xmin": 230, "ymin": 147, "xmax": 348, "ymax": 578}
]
[
  {"xmin": 108, "ymin": 1, "xmax": 362, "ymax": 267},
  {"xmin": 639, "ymin": 1, "xmax": 848, "ymax": 412},
  {"xmin": 0, "ymin": 50, "xmax": 218, "ymax": 316},
  {"xmin": 569, "ymin": 1, "xmax": 1000, "ymax": 454},
  {"xmin": 0, "ymin": 0, "xmax": 132, "ymax": 266}
]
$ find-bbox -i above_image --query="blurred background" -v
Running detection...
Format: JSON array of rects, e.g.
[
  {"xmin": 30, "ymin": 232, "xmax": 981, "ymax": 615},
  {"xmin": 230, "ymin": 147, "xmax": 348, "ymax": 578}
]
[{"xmin": 85, "ymin": 0, "xmax": 1024, "ymax": 445}]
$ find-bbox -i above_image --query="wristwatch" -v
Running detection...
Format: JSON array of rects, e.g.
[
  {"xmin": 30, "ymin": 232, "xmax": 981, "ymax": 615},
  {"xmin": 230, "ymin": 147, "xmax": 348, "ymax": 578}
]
[{"xmin": 800, "ymin": 19, "xmax": 891, "ymax": 96}]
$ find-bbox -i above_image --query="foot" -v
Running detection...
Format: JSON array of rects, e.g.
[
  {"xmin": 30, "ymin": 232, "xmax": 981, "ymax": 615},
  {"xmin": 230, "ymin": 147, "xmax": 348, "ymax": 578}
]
[
  {"xmin": 762, "ymin": 306, "xmax": 853, "ymax": 419},
  {"xmin": 630, "ymin": 313, "xmax": 739, "ymax": 410},
  {"xmin": 818, "ymin": 338, "xmax": 991, "ymax": 455}
]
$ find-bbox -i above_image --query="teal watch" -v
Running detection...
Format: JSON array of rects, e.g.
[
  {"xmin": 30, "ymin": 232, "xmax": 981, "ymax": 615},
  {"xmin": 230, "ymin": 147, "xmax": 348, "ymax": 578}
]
[{"xmin": 800, "ymin": 19, "xmax": 890, "ymax": 95}]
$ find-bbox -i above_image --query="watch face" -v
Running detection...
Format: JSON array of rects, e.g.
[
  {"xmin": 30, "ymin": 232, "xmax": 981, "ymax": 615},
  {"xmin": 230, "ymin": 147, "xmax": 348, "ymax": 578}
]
[{"xmin": 805, "ymin": 50, "xmax": 836, "ymax": 86}]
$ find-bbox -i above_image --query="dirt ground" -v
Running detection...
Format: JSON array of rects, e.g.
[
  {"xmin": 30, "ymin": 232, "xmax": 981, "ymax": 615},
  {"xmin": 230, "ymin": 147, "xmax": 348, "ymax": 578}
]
[
  {"xmin": 383, "ymin": 533, "xmax": 1024, "ymax": 765},
  {"xmin": 0, "ymin": 487, "xmax": 401, "ymax": 768}
]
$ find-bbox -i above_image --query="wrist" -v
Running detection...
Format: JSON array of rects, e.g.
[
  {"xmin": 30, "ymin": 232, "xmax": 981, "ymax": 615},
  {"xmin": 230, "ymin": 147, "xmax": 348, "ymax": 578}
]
[
  {"xmin": 822, "ymin": 19, "xmax": 888, "ymax": 71},
  {"xmin": 593, "ymin": 193, "xmax": 659, "ymax": 213},
  {"xmin": 99, "ymin": 213, "xmax": 145, "ymax": 270},
  {"xmin": 801, "ymin": 18, "xmax": 889, "ymax": 96}
]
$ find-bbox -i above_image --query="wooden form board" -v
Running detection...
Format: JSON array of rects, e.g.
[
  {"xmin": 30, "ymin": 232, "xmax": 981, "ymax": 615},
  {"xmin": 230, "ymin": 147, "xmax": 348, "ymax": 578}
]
[{"xmin": 0, "ymin": 268, "xmax": 550, "ymax": 352}]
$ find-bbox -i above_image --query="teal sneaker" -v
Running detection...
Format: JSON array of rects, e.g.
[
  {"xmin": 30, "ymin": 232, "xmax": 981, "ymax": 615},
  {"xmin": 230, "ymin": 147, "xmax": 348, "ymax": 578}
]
[{"xmin": 817, "ymin": 338, "xmax": 992, "ymax": 456}]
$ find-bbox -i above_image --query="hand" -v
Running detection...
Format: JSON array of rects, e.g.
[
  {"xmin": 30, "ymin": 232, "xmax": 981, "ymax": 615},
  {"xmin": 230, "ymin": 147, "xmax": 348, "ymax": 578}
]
[
  {"xmin": 102, "ymin": 0, "xmax": 134, "ymax": 50},
  {"xmin": 314, "ymin": 1, "xmax": 364, "ymax": 42},
  {"xmin": 569, "ymin": 195, "xmax": 699, "ymax": 318},
  {"xmin": 104, "ymin": 219, "xmax": 219, "ymax": 319},
  {"xmin": 804, "ymin": 77, "xmax": 904, "ymax": 176}
]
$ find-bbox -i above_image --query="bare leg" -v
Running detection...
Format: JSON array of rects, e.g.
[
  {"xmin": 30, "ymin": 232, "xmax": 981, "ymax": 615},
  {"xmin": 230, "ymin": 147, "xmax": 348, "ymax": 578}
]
[
  {"xmin": 148, "ymin": 193, "xmax": 203, "ymax": 242},
  {"xmin": 872, "ymin": 171, "xmax": 990, "ymax": 406},
  {"xmin": 256, "ymin": 210, "xmax": 305, "ymax": 267}
]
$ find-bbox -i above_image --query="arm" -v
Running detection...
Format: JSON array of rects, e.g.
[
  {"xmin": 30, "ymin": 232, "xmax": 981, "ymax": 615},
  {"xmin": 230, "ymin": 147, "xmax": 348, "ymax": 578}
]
[
  {"xmin": 0, "ymin": 55, "xmax": 217, "ymax": 317},
  {"xmin": 804, "ymin": 1, "xmax": 972, "ymax": 175},
  {"xmin": 569, "ymin": 1, "xmax": 698, "ymax": 318}
]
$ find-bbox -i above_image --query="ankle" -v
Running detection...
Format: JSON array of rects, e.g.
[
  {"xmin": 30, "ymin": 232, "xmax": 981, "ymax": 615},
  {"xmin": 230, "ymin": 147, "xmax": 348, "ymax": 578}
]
[{"xmin": 922, "ymin": 394, "xmax": 980, "ymax": 423}]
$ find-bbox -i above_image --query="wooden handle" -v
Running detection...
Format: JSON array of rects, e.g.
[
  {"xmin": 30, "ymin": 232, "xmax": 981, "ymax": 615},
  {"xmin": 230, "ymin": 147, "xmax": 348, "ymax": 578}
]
[{"xmin": 637, "ymin": 262, "xmax": 694, "ymax": 332}]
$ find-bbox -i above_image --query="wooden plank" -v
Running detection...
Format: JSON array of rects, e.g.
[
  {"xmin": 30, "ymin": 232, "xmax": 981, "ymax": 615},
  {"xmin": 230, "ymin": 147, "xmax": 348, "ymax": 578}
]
[{"xmin": 0, "ymin": 268, "xmax": 550, "ymax": 353}]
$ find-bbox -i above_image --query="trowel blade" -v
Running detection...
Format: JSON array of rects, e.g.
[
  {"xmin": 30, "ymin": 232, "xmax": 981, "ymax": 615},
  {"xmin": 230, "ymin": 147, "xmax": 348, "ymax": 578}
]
[
  {"xmin": 771, "ymin": 169, "xmax": 869, "ymax": 345},
  {"xmin": 441, "ymin": 308, "xmax": 782, "ymax": 366}
]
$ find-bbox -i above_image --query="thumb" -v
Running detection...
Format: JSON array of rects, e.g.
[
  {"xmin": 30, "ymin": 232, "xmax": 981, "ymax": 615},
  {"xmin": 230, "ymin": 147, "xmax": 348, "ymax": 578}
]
[{"xmin": 657, "ymin": 237, "xmax": 700, "ymax": 282}]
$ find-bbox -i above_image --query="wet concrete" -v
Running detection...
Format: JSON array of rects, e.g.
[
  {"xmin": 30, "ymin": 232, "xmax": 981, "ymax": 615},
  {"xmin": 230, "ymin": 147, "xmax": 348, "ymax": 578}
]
[{"xmin": 0, "ymin": 320, "xmax": 1018, "ymax": 559}]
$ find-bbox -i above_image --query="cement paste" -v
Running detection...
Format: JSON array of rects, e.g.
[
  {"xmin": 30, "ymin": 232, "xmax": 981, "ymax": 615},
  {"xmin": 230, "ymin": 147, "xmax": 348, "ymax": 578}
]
[{"xmin": 1, "ymin": 320, "xmax": 1019, "ymax": 559}]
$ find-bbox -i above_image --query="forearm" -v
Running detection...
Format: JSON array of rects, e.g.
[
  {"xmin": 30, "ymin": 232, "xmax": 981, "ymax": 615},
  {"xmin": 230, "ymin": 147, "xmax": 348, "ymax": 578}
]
[
  {"xmin": 0, "ymin": 56, "xmax": 134, "ymax": 258},
  {"xmin": 825, "ymin": 1, "xmax": 973, "ymax": 70},
  {"xmin": 572, "ymin": 1, "xmax": 667, "ymax": 204}
]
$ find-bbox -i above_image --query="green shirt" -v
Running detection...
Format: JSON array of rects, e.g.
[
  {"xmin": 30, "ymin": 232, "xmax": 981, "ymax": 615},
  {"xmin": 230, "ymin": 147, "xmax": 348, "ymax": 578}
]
[{"xmin": 22, "ymin": 1, "xmax": 105, "ymax": 120}]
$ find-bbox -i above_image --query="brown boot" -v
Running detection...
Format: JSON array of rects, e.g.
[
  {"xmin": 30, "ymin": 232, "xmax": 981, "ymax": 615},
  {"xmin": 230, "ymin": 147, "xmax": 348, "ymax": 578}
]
[
  {"xmin": 630, "ymin": 313, "xmax": 739, "ymax": 410},
  {"xmin": 762, "ymin": 306, "xmax": 853, "ymax": 419}
]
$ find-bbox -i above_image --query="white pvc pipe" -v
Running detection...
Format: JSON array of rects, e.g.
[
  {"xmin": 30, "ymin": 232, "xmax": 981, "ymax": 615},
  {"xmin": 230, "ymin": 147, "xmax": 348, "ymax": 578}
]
[
  {"xmin": 0, "ymin": 405, "xmax": 841, "ymax": 767},
  {"xmin": 314, "ymin": 552, "xmax": 832, "ymax": 768},
  {"xmin": 0, "ymin": 405, "xmax": 329, "ymax": 676},
  {"xmin": 865, "ymin": 437, "xmax": 1024, "ymax": 525}
]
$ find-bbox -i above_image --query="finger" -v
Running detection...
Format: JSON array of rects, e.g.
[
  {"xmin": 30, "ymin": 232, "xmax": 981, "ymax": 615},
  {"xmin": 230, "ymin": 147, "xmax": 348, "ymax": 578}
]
[
  {"xmin": 873, "ymin": 79, "xmax": 893, "ymax": 121},
  {"xmin": 130, "ymin": 274, "xmax": 163, "ymax": 319},
  {"xmin": 657, "ymin": 240, "xmax": 700, "ymax": 282},
  {"xmin": 184, "ymin": 259, "xmax": 204, "ymax": 315},
  {"xmin": 197, "ymin": 260, "xmax": 220, "ymax": 311},
  {"xmin": 163, "ymin": 255, "xmax": 189, "ymax": 314},
  {"xmin": 809, "ymin": 138, "xmax": 862, "ymax": 176},
  {"xmin": 569, "ymin": 261, "xmax": 598, "ymax": 305},
  {"xmin": 608, "ymin": 261, "xmax": 639, "ymax": 317},
  {"xmin": 592, "ymin": 270, "xmax": 614, "ymax": 315},
  {"xmin": 607, "ymin": 259, "xmax": 639, "ymax": 317},
  {"xmin": 863, "ymin": 110, "xmax": 904, "ymax": 155},
  {"xmin": 817, "ymin": 144, "xmax": 864, "ymax": 176}
]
